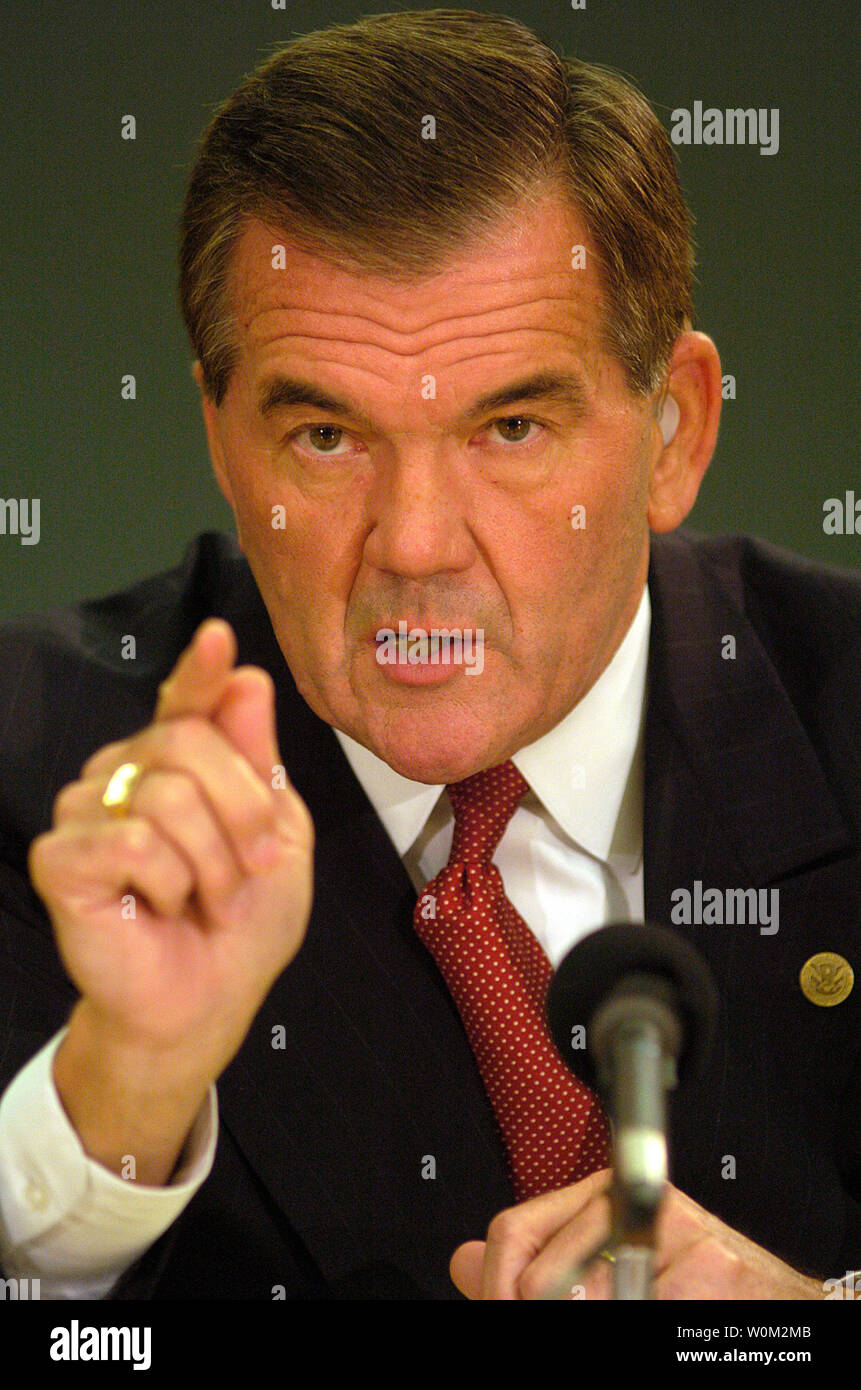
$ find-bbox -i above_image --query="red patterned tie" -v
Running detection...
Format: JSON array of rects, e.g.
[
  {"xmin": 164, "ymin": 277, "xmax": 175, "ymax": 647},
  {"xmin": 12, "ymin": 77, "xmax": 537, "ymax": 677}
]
[{"xmin": 413, "ymin": 760, "xmax": 610, "ymax": 1201}]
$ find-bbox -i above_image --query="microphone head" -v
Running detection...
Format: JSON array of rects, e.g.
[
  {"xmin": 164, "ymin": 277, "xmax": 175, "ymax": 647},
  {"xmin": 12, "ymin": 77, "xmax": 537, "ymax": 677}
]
[{"xmin": 545, "ymin": 921, "xmax": 719, "ymax": 1093}]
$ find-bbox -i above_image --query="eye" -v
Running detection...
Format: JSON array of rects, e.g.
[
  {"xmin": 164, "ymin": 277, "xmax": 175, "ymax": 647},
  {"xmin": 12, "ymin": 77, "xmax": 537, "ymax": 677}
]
[
  {"xmin": 486, "ymin": 416, "xmax": 543, "ymax": 445},
  {"xmin": 288, "ymin": 424, "xmax": 356, "ymax": 456}
]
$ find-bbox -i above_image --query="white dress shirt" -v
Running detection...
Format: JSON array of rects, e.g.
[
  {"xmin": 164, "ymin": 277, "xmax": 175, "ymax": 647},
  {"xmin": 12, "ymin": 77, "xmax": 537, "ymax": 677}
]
[{"xmin": 0, "ymin": 583, "xmax": 653, "ymax": 1298}]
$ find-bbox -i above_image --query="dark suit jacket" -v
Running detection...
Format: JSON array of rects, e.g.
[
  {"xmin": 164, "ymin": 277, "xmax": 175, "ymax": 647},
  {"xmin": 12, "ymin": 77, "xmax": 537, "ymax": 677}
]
[{"xmin": 1, "ymin": 527, "xmax": 859, "ymax": 1298}]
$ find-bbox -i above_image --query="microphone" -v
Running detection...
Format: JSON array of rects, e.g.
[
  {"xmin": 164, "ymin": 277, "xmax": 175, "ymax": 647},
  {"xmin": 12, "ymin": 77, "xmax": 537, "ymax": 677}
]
[{"xmin": 545, "ymin": 922, "xmax": 719, "ymax": 1296}]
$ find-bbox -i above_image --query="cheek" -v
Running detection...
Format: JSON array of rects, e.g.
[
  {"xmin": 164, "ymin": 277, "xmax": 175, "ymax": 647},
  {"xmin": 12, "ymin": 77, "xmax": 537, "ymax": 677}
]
[
  {"xmin": 223, "ymin": 449, "xmax": 365, "ymax": 633},
  {"xmin": 219, "ymin": 436, "xmax": 277, "ymax": 533},
  {"xmin": 570, "ymin": 430, "xmax": 641, "ymax": 518},
  {"xmin": 222, "ymin": 439, "xmax": 323, "ymax": 556},
  {"xmin": 555, "ymin": 444, "xmax": 649, "ymax": 609}
]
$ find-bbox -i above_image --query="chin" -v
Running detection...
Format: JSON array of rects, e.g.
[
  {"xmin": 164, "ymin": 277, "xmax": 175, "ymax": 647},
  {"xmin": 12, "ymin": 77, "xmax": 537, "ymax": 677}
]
[{"xmin": 364, "ymin": 712, "xmax": 509, "ymax": 786}]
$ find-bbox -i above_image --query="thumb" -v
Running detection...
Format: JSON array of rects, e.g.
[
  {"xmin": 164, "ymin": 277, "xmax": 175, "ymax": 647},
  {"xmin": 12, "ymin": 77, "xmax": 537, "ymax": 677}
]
[{"xmin": 449, "ymin": 1241, "xmax": 486, "ymax": 1300}]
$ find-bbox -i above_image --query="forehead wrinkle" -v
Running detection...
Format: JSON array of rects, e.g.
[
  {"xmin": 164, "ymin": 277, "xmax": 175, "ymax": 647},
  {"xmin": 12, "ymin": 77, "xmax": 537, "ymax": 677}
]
[
  {"xmin": 247, "ymin": 323, "xmax": 587, "ymax": 360},
  {"xmin": 245, "ymin": 336, "xmax": 599, "ymax": 414},
  {"xmin": 246, "ymin": 334, "xmax": 589, "ymax": 380},
  {"xmin": 228, "ymin": 197, "xmax": 610, "ymax": 372},
  {"xmin": 243, "ymin": 298, "xmax": 599, "ymax": 370},
  {"xmin": 241, "ymin": 282, "xmax": 598, "ymax": 340}
]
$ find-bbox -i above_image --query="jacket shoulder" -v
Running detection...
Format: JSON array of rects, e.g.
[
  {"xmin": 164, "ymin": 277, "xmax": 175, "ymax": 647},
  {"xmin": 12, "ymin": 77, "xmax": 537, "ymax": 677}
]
[
  {"xmin": 673, "ymin": 527, "xmax": 861, "ymax": 641},
  {"xmin": 655, "ymin": 527, "xmax": 861, "ymax": 739}
]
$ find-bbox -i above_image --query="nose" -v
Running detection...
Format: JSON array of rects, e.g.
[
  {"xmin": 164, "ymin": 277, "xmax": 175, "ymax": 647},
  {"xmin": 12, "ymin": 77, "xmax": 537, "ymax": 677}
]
[{"xmin": 362, "ymin": 445, "xmax": 475, "ymax": 580}]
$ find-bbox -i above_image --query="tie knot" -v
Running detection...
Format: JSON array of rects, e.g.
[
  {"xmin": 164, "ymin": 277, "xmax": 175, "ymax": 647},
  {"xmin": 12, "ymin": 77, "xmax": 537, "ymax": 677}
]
[{"xmin": 446, "ymin": 759, "xmax": 529, "ymax": 864}]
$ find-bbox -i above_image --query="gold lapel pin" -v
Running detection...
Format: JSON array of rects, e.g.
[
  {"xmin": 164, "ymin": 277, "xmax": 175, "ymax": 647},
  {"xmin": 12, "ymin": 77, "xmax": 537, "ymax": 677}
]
[{"xmin": 800, "ymin": 952, "xmax": 854, "ymax": 1007}]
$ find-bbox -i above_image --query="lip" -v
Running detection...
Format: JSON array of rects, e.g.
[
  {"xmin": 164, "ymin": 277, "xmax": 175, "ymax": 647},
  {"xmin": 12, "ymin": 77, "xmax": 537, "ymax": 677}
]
[
  {"xmin": 367, "ymin": 621, "xmax": 478, "ymax": 639},
  {"xmin": 375, "ymin": 657, "xmax": 462, "ymax": 685},
  {"xmin": 367, "ymin": 633, "xmax": 481, "ymax": 686},
  {"xmin": 367, "ymin": 634, "xmax": 464, "ymax": 685}
]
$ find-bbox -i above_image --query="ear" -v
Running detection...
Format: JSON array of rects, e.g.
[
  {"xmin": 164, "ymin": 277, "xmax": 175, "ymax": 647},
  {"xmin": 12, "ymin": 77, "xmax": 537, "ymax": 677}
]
[
  {"xmin": 646, "ymin": 331, "xmax": 722, "ymax": 534},
  {"xmin": 192, "ymin": 361, "xmax": 243, "ymax": 547}
]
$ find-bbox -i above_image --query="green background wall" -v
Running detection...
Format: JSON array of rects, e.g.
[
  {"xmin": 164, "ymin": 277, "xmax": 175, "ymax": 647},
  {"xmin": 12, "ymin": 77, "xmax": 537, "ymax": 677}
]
[{"xmin": 1, "ymin": 0, "xmax": 856, "ymax": 619}]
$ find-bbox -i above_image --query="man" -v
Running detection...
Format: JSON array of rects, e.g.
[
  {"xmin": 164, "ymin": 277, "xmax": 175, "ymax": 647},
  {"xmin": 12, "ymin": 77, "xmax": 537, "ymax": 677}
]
[{"xmin": 0, "ymin": 11, "xmax": 858, "ymax": 1300}]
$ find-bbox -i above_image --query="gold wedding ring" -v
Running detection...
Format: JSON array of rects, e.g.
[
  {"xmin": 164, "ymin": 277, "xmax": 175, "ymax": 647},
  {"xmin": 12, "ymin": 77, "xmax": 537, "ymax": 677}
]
[{"xmin": 101, "ymin": 761, "xmax": 144, "ymax": 817}]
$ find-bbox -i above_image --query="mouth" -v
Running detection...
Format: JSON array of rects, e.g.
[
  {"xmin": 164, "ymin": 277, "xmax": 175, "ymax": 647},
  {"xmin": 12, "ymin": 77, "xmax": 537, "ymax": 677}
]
[{"xmin": 368, "ymin": 622, "xmax": 485, "ymax": 684}]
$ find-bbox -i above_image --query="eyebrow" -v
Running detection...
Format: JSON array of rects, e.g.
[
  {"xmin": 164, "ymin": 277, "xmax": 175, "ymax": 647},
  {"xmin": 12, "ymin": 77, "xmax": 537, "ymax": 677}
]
[
  {"xmin": 462, "ymin": 370, "xmax": 588, "ymax": 422},
  {"xmin": 256, "ymin": 368, "xmax": 589, "ymax": 428},
  {"xmin": 257, "ymin": 377, "xmax": 375, "ymax": 429}
]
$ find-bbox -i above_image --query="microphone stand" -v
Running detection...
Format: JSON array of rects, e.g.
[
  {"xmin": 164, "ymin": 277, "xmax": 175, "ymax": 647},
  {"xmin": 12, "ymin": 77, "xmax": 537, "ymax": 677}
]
[
  {"xmin": 607, "ymin": 1149, "xmax": 663, "ymax": 1300},
  {"xmin": 603, "ymin": 1011, "xmax": 675, "ymax": 1299}
]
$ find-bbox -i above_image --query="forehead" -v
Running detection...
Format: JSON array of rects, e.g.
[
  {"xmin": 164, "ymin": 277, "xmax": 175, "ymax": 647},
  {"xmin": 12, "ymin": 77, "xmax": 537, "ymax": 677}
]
[{"xmin": 225, "ymin": 190, "xmax": 615, "ymax": 398}]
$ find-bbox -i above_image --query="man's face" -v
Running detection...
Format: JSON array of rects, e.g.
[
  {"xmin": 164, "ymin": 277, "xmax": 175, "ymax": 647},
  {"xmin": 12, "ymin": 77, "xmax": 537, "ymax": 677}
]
[{"xmin": 204, "ymin": 190, "xmax": 665, "ymax": 784}]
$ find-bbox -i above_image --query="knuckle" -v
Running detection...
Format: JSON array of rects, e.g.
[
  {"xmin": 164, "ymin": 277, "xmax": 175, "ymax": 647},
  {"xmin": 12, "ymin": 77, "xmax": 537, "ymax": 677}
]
[
  {"xmin": 80, "ymin": 741, "xmax": 120, "ymax": 778},
  {"xmin": 151, "ymin": 772, "xmax": 198, "ymax": 820},
  {"xmin": 249, "ymin": 666, "xmax": 275, "ymax": 701},
  {"xmin": 297, "ymin": 798, "xmax": 315, "ymax": 843},
  {"xmin": 204, "ymin": 858, "xmax": 238, "ymax": 900},
  {"xmin": 251, "ymin": 795, "xmax": 278, "ymax": 834},
  {"xmin": 699, "ymin": 1233, "xmax": 738, "ymax": 1277},
  {"xmin": 486, "ymin": 1208, "xmax": 520, "ymax": 1246},
  {"xmin": 118, "ymin": 818, "xmax": 156, "ymax": 860},
  {"xmin": 27, "ymin": 830, "xmax": 54, "ymax": 881},
  {"xmin": 53, "ymin": 781, "xmax": 83, "ymax": 822},
  {"xmin": 280, "ymin": 792, "xmax": 315, "ymax": 845},
  {"xmin": 154, "ymin": 714, "xmax": 208, "ymax": 763},
  {"xmin": 517, "ymin": 1265, "xmax": 546, "ymax": 1301}
]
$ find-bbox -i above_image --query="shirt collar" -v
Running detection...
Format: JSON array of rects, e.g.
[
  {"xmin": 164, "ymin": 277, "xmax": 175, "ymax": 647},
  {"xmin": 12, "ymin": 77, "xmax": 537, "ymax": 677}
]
[{"xmin": 334, "ymin": 583, "xmax": 650, "ymax": 865}]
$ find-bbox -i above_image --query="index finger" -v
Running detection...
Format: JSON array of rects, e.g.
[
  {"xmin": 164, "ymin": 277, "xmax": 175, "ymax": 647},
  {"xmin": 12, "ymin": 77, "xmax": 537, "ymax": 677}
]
[
  {"xmin": 154, "ymin": 618, "xmax": 238, "ymax": 722},
  {"xmin": 79, "ymin": 619, "xmax": 240, "ymax": 781}
]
